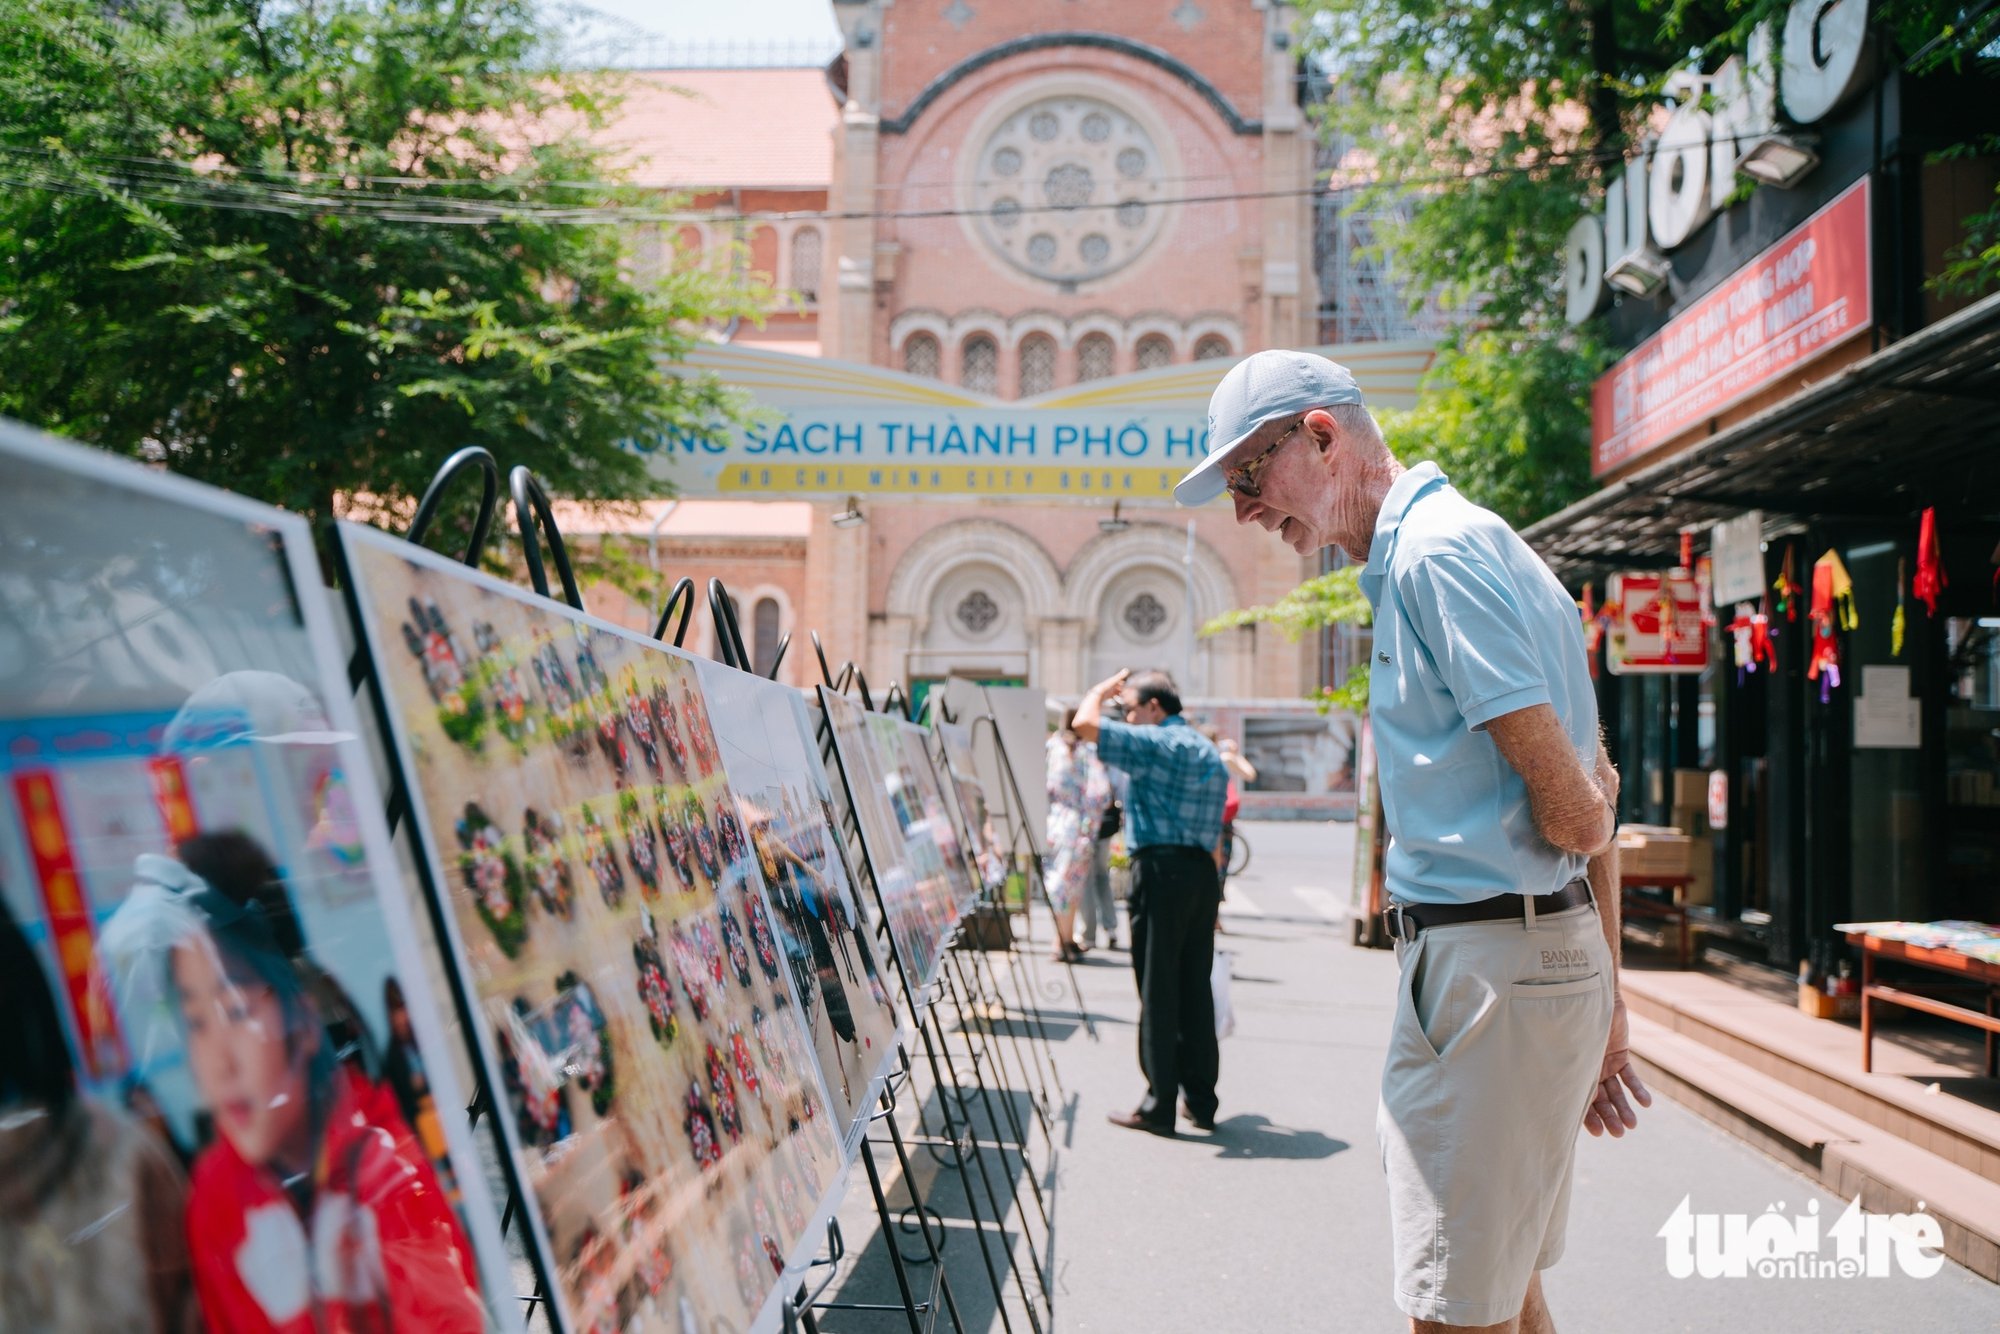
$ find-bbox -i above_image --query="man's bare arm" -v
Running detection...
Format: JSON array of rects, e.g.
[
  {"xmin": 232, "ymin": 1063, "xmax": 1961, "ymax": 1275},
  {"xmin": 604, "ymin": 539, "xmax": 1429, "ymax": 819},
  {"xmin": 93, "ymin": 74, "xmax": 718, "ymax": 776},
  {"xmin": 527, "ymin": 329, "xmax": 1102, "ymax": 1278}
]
[
  {"xmin": 1483, "ymin": 704, "xmax": 1616, "ymax": 857},
  {"xmin": 1587, "ymin": 740, "xmax": 1623, "ymax": 981},
  {"xmin": 1071, "ymin": 669, "xmax": 1129, "ymax": 744}
]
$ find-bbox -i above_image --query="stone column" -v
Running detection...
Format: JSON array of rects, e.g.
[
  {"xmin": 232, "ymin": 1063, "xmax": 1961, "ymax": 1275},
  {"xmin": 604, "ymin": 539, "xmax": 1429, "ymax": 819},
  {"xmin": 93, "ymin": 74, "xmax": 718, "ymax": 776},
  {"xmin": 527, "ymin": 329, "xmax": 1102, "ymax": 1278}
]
[
  {"xmin": 1261, "ymin": 6, "xmax": 1312, "ymax": 349},
  {"xmin": 1036, "ymin": 616, "xmax": 1086, "ymax": 698},
  {"xmin": 827, "ymin": 3, "xmax": 883, "ymax": 362},
  {"xmin": 803, "ymin": 501, "xmax": 872, "ymax": 685},
  {"xmin": 871, "ymin": 612, "xmax": 917, "ymax": 696}
]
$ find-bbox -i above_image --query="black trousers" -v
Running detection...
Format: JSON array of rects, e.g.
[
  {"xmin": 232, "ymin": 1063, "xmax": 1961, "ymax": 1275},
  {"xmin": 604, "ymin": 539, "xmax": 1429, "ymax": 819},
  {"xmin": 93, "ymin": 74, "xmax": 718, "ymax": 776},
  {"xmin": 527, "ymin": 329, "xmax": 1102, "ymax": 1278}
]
[{"xmin": 1128, "ymin": 844, "xmax": 1220, "ymax": 1125}]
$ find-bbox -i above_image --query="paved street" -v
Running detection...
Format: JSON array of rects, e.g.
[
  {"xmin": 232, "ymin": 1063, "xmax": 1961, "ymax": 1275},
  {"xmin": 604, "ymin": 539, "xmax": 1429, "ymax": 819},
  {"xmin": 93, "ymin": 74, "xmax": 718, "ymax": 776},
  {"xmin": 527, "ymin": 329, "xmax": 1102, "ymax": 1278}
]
[{"xmin": 1032, "ymin": 820, "xmax": 2000, "ymax": 1333}]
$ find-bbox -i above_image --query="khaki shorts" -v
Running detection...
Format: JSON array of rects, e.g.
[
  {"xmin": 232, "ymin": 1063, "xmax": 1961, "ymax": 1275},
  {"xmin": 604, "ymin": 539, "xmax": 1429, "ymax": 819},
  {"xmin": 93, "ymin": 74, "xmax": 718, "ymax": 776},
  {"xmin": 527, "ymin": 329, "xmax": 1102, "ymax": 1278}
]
[{"xmin": 1376, "ymin": 901, "xmax": 1614, "ymax": 1326}]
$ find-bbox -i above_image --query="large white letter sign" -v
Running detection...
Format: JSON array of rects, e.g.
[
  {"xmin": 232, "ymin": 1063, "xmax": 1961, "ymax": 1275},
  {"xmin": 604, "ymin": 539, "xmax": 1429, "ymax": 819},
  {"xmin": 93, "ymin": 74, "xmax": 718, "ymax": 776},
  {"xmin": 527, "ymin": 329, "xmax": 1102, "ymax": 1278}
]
[
  {"xmin": 1650, "ymin": 101, "xmax": 1715, "ymax": 249},
  {"xmin": 1564, "ymin": 213, "xmax": 1609, "ymax": 325},
  {"xmin": 1780, "ymin": 0, "xmax": 1873, "ymax": 123}
]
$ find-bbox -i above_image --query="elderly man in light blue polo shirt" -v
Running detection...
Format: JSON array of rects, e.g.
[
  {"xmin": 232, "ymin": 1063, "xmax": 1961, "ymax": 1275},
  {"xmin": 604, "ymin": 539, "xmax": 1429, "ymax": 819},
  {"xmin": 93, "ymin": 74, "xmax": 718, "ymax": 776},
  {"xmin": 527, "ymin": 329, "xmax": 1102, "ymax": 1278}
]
[{"xmin": 1177, "ymin": 350, "xmax": 1650, "ymax": 1334}]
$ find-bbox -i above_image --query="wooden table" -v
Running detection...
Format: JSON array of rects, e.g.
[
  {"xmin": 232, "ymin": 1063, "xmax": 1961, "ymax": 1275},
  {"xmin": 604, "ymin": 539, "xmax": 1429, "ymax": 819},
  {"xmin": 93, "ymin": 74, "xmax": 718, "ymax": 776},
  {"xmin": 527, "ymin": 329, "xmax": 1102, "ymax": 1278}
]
[
  {"xmin": 1621, "ymin": 873, "xmax": 1696, "ymax": 967},
  {"xmin": 1843, "ymin": 931, "xmax": 2000, "ymax": 1076}
]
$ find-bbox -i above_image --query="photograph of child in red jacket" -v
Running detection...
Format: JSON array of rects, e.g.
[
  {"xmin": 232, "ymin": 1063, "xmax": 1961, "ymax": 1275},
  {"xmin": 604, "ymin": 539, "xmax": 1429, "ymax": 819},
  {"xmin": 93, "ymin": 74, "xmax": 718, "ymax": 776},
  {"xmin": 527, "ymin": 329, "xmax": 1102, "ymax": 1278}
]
[{"xmin": 150, "ymin": 836, "xmax": 487, "ymax": 1334}]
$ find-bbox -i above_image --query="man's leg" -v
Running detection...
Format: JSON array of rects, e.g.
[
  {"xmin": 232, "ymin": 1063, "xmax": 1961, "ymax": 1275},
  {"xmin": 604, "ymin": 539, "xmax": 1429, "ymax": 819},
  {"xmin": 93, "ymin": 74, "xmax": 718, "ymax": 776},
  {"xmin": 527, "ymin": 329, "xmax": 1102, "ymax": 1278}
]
[
  {"xmin": 1134, "ymin": 860, "xmax": 1192, "ymax": 1125},
  {"xmin": 1177, "ymin": 865, "xmax": 1221, "ymax": 1122},
  {"xmin": 1127, "ymin": 872, "xmax": 1156, "ymax": 1107},
  {"xmin": 1082, "ymin": 837, "xmax": 1112, "ymax": 944},
  {"xmin": 1409, "ymin": 1273, "xmax": 1550, "ymax": 1334}
]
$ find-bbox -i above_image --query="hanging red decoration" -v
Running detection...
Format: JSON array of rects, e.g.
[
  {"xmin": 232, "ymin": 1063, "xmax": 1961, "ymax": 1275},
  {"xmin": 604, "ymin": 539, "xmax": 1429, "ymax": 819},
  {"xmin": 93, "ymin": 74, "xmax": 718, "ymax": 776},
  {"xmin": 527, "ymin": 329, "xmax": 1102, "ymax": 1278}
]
[
  {"xmin": 1751, "ymin": 602, "xmax": 1777, "ymax": 673},
  {"xmin": 1914, "ymin": 507, "xmax": 1947, "ymax": 616},
  {"xmin": 1727, "ymin": 601, "xmax": 1778, "ymax": 683},
  {"xmin": 1773, "ymin": 543, "xmax": 1800, "ymax": 621},
  {"xmin": 1807, "ymin": 549, "xmax": 1856, "ymax": 703},
  {"xmin": 1679, "ymin": 528, "xmax": 1695, "ymax": 571}
]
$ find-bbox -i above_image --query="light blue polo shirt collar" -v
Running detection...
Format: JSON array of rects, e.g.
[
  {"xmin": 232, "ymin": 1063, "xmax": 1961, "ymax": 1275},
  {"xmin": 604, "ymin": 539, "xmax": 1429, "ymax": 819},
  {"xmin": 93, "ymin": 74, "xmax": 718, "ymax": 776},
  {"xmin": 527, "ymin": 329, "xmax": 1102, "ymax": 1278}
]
[{"xmin": 1360, "ymin": 462, "xmax": 1448, "ymax": 599}]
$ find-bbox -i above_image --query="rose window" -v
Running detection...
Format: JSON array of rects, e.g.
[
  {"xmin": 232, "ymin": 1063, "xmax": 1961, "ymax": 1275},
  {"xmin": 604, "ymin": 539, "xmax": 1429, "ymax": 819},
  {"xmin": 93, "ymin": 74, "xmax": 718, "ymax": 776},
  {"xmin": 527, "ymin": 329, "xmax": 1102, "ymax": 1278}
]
[
  {"xmin": 1044, "ymin": 164, "xmax": 1094, "ymax": 209},
  {"xmin": 957, "ymin": 590, "xmax": 1001, "ymax": 634},
  {"xmin": 1124, "ymin": 593, "xmax": 1168, "ymax": 638},
  {"xmin": 971, "ymin": 94, "xmax": 1166, "ymax": 284}
]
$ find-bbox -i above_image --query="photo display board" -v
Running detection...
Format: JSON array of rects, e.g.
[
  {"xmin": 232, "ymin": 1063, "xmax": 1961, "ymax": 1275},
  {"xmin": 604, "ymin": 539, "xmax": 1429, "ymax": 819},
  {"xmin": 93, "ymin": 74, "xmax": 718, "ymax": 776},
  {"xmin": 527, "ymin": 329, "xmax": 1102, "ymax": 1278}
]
[
  {"xmin": 816, "ymin": 689, "xmax": 963, "ymax": 991},
  {"xmin": 693, "ymin": 660, "xmax": 903, "ymax": 1157},
  {"xmin": 936, "ymin": 721, "xmax": 1007, "ymax": 895},
  {"xmin": 888, "ymin": 717, "xmax": 982, "ymax": 922},
  {"xmin": 339, "ymin": 523, "xmax": 844, "ymax": 1334},
  {"xmin": 940, "ymin": 679, "xmax": 1049, "ymax": 858},
  {"xmin": 0, "ymin": 423, "xmax": 518, "ymax": 1332}
]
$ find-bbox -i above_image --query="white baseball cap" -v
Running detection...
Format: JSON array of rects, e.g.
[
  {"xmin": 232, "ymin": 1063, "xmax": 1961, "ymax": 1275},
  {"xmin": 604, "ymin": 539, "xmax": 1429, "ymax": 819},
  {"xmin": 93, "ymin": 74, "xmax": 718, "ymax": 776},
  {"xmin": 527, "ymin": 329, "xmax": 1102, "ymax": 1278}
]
[{"xmin": 1175, "ymin": 350, "xmax": 1365, "ymax": 506}]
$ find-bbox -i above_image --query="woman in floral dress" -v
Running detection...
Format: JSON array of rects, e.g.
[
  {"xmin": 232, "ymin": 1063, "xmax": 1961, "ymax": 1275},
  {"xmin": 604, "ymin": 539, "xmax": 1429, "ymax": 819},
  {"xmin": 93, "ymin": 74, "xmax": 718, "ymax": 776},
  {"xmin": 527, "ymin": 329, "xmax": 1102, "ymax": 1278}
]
[{"xmin": 1045, "ymin": 713, "xmax": 1112, "ymax": 962}]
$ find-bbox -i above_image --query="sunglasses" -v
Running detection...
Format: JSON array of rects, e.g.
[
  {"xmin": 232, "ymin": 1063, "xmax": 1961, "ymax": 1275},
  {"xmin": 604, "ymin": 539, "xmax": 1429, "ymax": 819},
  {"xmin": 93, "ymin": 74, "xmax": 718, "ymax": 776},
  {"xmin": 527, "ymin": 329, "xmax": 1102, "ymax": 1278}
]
[{"xmin": 1222, "ymin": 417, "xmax": 1306, "ymax": 499}]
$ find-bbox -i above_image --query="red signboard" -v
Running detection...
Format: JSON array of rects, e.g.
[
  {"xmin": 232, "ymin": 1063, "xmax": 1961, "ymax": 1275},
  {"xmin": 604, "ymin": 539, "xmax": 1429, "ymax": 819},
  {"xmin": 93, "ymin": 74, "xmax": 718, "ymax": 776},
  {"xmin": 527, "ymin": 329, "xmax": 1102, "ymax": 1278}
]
[
  {"xmin": 12, "ymin": 772, "xmax": 126, "ymax": 1079},
  {"xmin": 1592, "ymin": 177, "xmax": 1873, "ymax": 476},
  {"xmin": 1607, "ymin": 572, "xmax": 1709, "ymax": 675}
]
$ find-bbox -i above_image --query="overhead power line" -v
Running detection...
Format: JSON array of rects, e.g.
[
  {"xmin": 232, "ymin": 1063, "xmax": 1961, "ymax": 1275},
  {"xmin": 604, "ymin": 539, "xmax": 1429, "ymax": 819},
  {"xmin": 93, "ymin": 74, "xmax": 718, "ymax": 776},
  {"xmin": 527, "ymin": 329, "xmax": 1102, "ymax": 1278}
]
[{"xmin": 0, "ymin": 136, "xmax": 1705, "ymax": 231}]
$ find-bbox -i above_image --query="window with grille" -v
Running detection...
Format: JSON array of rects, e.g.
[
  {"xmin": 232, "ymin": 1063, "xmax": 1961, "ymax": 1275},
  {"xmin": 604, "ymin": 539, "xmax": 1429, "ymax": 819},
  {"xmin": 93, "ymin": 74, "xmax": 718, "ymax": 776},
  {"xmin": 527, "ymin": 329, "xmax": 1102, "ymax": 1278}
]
[
  {"xmin": 790, "ymin": 227, "xmax": 822, "ymax": 304},
  {"xmin": 747, "ymin": 225, "xmax": 778, "ymax": 284},
  {"xmin": 1018, "ymin": 334, "xmax": 1056, "ymax": 397},
  {"xmin": 1136, "ymin": 335, "xmax": 1173, "ymax": 370},
  {"xmin": 1077, "ymin": 333, "xmax": 1115, "ymax": 381},
  {"xmin": 962, "ymin": 335, "xmax": 998, "ymax": 394},
  {"xmin": 753, "ymin": 598, "xmax": 782, "ymax": 677},
  {"xmin": 1194, "ymin": 334, "xmax": 1232, "ymax": 360},
  {"xmin": 904, "ymin": 333, "xmax": 941, "ymax": 379},
  {"xmin": 630, "ymin": 225, "xmax": 666, "ymax": 282}
]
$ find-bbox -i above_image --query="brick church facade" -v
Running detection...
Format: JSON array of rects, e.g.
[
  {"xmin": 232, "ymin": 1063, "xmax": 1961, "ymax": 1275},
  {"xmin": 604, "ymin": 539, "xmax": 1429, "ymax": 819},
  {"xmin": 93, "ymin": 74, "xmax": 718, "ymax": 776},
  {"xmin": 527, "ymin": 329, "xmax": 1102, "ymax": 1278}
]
[{"xmin": 572, "ymin": 3, "xmax": 1419, "ymax": 809}]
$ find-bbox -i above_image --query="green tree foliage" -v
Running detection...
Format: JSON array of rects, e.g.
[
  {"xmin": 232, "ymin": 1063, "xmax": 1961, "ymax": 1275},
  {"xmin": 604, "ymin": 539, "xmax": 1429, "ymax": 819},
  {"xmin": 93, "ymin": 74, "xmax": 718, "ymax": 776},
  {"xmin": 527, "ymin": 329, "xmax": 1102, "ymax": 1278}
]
[
  {"xmin": 1204, "ymin": 564, "xmax": 1370, "ymax": 642},
  {"xmin": 1376, "ymin": 327, "xmax": 1611, "ymax": 533},
  {"xmin": 1216, "ymin": 1, "xmax": 1992, "ymax": 701},
  {"xmin": 1207, "ymin": 0, "xmax": 1755, "ymax": 694},
  {"xmin": 1201, "ymin": 564, "xmax": 1373, "ymax": 711},
  {"xmin": 1297, "ymin": 0, "xmax": 1767, "ymax": 533},
  {"xmin": 0, "ymin": 0, "xmax": 761, "ymax": 531}
]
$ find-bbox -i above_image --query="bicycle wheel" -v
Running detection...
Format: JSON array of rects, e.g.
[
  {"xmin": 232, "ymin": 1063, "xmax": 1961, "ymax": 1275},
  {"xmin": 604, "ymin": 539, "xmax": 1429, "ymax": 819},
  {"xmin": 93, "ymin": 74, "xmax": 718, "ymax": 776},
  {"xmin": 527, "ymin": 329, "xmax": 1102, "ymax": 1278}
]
[{"xmin": 1228, "ymin": 829, "xmax": 1250, "ymax": 876}]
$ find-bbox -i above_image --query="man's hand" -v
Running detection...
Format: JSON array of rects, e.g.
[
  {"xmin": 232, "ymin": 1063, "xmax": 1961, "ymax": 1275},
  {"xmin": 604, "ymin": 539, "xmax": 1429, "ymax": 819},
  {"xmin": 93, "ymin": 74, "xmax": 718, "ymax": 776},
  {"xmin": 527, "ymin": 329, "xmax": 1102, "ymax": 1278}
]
[
  {"xmin": 1087, "ymin": 669, "xmax": 1130, "ymax": 702},
  {"xmin": 1072, "ymin": 669, "xmax": 1130, "ymax": 742},
  {"xmin": 1582, "ymin": 994, "xmax": 1652, "ymax": 1138}
]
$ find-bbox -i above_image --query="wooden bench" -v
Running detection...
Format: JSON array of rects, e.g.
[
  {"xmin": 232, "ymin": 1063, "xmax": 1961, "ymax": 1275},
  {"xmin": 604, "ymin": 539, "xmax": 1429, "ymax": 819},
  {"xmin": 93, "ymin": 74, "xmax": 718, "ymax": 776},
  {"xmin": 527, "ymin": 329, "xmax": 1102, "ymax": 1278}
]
[
  {"xmin": 1621, "ymin": 873, "xmax": 1696, "ymax": 968},
  {"xmin": 1843, "ymin": 931, "xmax": 2000, "ymax": 1077}
]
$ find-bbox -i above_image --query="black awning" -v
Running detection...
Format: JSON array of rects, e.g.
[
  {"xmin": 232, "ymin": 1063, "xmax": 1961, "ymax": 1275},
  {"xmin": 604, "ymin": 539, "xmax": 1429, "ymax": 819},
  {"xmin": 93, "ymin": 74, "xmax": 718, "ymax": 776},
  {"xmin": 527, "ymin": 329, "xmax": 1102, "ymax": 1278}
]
[{"xmin": 1524, "ymin": 290, "xmax": 2000, "ymax": 583}]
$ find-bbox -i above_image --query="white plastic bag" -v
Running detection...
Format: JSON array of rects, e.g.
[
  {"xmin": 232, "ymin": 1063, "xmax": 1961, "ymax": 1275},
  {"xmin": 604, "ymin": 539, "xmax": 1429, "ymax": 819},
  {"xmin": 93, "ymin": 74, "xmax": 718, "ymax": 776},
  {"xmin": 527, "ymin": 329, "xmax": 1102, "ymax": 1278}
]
[{"xmin": 1212, "ymin": 947, "xmax": 1236, "ymax": 1039}]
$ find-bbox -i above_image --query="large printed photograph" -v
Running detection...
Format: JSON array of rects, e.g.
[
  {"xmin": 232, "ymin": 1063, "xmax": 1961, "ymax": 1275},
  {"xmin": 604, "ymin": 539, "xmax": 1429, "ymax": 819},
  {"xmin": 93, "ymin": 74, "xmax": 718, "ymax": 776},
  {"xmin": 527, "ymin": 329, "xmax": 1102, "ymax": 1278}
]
[
  {"xmin": 816, "ymin": 690, "xmax": 964, "ymax": 993},
  {"xmin": 694, "ymin": 662, "xmax": 903, "ymax": 1156},
  {"xmin": 341, "ymin": 524, "xmax": 845, "ymax": 1334},
  {"xmin": 935, "ymin": 721, "xmax": 1009, "ymax": 898},
  {"xmin": 885, "ymin": 717, "xmax": 983, "ymax": 925},
  {"xmin": 0, "ymin": 424, "xmax": 516, "ymax": 1333}
]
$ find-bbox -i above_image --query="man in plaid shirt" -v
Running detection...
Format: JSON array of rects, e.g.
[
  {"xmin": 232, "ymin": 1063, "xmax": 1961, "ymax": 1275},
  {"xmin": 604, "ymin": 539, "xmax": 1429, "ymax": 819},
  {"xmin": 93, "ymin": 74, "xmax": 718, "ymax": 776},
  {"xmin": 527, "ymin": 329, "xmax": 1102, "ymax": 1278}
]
[{"xmin": 1075, "ymin": 667, "xmax": 1230, "ymax": 1135}]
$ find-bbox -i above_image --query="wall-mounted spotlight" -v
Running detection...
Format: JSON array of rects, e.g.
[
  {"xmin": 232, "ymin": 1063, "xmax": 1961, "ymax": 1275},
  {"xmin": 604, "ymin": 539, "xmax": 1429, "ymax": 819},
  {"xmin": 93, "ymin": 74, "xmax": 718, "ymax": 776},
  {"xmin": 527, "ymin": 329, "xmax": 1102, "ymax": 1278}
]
[
  {"xmin": 1605, "ymin": 245, "xmax": 1673, "ymax": 299},
  {"xmin": 831, "ymin": 496, "xmax": 866, "ymax": 528},
  {"xmin": 1099, "ymin": 500, "xmax": 1131, "ymax": 535},
  {"xmin": 1734, "ymin": 130, "xmax": 1820, "ymax": 188}
]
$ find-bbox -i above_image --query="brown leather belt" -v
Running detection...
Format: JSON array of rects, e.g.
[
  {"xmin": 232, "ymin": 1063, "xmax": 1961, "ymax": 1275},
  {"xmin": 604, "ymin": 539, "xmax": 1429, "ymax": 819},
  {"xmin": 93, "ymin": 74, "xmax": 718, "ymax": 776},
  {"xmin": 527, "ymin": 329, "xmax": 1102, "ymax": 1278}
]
[{"xmin": 1383, "ymin": 879, "xmax": 1591, "ymax": 942}]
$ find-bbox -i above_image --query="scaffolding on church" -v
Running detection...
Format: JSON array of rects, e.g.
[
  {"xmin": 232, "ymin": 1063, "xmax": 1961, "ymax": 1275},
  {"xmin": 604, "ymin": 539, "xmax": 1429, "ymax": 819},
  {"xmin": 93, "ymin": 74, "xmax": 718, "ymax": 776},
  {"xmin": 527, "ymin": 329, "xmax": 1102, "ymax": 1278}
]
[{"xmin": 1313, "ymin": 187, "xmax": 1459, "ymax": 346}]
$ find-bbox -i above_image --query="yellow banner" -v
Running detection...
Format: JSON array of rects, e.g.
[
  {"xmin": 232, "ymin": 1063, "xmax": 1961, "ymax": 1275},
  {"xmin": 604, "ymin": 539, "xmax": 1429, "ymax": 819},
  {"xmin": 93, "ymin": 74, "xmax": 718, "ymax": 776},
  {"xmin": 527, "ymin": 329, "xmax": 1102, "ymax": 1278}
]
[{"xmin": 715, "ymin": 462, "xmax": 1184, "ymax": 498}]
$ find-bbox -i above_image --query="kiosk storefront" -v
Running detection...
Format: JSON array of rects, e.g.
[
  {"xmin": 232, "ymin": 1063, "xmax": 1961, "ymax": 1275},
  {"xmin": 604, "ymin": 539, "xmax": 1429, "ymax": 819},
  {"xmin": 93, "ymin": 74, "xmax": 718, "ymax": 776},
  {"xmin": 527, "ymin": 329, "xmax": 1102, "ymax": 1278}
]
[{"xmin": 1524, "ymin": 19, "xmax": 2000, "ymax": 971}]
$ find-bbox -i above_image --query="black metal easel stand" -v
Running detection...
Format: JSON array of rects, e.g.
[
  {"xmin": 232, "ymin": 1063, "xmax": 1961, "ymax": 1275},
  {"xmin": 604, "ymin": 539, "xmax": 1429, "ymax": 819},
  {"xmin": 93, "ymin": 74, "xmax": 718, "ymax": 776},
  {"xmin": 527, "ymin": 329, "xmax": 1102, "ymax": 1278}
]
[
  {"xmin": 815, "ymin": 703, "xmax": 1056, "ymax": 1334},
  {"xmin": 973, "ymin": 710, "xmax": 1096, "ymax": 1055}
]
